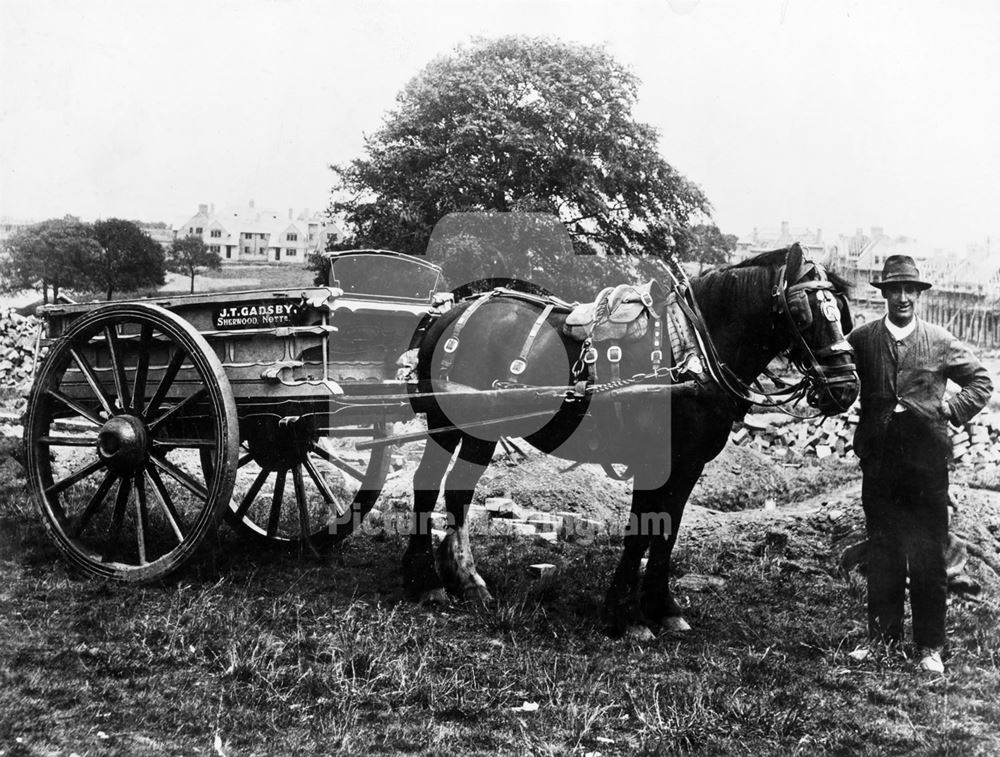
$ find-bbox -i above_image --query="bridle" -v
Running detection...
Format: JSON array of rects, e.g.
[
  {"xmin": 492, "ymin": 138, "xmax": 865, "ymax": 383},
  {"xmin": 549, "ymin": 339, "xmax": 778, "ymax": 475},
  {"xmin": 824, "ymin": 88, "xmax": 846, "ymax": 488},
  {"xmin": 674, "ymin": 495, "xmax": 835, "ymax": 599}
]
[
  {"xmin": 771, "ymin": 258, "xmax": 858, "ymax": 412},
  {"xmin": 665, "ymin": 254, "xmax": 857, "ymax": 414}
]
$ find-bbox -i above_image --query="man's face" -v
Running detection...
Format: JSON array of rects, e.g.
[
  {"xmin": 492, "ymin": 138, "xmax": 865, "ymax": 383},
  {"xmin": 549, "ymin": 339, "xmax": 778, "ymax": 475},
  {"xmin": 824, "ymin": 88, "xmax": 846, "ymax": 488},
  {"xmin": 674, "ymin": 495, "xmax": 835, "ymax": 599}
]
[{"xmin": 882, "ymin": 283, "xmax": 922, "ymax": 326}]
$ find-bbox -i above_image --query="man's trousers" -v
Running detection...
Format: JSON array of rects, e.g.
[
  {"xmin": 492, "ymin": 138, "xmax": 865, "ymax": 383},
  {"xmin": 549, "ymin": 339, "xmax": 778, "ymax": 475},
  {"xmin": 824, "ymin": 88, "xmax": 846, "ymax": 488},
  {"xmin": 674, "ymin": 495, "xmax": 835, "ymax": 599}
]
[{"xmin": 861, "ymin": 413, "xmax": 950, "ymax": 649}]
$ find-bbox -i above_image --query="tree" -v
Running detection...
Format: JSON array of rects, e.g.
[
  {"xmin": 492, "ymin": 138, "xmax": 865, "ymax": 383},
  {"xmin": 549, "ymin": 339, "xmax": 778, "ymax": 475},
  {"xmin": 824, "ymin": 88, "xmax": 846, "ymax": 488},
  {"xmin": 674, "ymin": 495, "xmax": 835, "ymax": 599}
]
[
  {"xmin": 680, "ymin": 223, "xmax": 739, "ymax": 273},
  {"xmin": 328, "ymin": 36, "xmax": 710, "ymax": 296},
  {"xmin": 166, "ymin": 235, "xmax": 221, "ymax": 293},
  {"xmin": 1, "ymin": 218, "xmax": 100, "ymax": 303},
  {"xmin": 91, "ymin": 219, "xmax": 166, "ymax": 300}
]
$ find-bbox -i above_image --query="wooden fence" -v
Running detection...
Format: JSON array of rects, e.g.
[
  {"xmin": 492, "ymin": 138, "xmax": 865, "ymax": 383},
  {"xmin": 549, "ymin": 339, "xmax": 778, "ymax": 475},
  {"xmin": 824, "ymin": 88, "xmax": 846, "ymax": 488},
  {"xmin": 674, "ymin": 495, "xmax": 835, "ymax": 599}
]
[{"xmin": 852, "ymin": 289, "xmax": 1000, "ymax": 350}]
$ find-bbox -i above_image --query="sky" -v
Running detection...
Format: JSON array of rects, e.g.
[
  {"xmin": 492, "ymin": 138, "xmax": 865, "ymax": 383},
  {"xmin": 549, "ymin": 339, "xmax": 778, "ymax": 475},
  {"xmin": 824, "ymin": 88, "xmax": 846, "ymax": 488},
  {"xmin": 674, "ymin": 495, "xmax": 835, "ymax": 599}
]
[{"xmin": 2, "ymin": 0, "xmax": 998, "ymax": 251}]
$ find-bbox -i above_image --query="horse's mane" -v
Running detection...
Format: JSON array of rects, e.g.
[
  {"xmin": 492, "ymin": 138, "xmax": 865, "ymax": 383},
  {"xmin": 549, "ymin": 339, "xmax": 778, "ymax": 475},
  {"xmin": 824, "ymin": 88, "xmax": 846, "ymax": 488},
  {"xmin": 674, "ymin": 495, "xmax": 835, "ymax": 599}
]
[
  {"xmin": 691, "ymin": 249, "xmax": 783, "ymax": 312},
  {"xmin": 692, "ymin": 247, "xmax": 851, "ymax": 311}
]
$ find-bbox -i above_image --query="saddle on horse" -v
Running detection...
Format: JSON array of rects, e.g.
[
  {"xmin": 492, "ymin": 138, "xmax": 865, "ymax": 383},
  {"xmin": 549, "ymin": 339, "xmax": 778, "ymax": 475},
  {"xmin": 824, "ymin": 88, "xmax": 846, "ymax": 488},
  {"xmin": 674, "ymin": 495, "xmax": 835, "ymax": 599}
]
[{"xmin": 563, "ymin": 278, "xmax": 708, "ymax": 386}]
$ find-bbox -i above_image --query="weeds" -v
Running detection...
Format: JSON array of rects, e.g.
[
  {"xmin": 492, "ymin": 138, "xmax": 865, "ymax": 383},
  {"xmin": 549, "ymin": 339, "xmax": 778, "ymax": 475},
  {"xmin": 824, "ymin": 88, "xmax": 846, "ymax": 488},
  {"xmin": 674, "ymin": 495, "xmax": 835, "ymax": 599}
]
[{"xmin": 2, "ymin": 454, "xmax": 1000, "ymax": 756}]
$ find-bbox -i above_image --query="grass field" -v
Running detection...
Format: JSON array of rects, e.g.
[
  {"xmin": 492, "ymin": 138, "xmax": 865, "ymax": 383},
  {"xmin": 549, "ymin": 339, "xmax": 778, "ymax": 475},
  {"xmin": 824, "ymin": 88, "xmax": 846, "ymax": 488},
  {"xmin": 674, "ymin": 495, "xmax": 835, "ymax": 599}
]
[{"xmin": 2, "ymin": 441, "xmax": 999, "ymax": 756}]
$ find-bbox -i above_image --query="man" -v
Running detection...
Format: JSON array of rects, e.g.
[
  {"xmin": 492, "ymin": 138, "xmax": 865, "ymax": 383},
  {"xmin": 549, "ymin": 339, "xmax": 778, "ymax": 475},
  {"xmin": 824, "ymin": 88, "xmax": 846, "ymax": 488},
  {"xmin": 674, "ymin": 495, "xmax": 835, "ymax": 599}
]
[{"xmin": 847, "ymin": 254, "xmax": 992, "ymax": 674}]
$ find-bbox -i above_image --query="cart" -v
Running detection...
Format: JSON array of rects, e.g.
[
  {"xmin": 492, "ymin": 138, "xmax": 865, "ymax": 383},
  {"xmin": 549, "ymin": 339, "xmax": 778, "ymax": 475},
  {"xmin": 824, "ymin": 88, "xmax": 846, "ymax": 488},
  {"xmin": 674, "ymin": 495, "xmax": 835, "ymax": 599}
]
[{"xmin": 22, "ymin": 249, "xmax": 450, "ymax": 582}]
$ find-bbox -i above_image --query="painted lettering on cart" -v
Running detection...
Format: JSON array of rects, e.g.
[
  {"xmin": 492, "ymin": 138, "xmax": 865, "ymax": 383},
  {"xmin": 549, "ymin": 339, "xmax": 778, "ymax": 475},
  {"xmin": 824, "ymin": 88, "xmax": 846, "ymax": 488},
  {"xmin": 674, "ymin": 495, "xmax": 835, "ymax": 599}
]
[{"xmin": 213, "ymin": 302, "xmax": 299, "ymax": 329}]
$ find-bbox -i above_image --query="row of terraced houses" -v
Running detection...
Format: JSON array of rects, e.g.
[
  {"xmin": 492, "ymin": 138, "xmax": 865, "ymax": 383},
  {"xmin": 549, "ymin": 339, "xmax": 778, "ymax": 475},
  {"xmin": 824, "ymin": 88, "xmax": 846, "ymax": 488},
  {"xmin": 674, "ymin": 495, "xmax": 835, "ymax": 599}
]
[
  {"xmin": 0, "ymin": 201, "xmax": 345, "ymax": 267},
  {"xmin": 734, "ymin": 221, "xmax": 1000, "ymax": 298},
  {"xmin": 177, "ymin": 201, "xmax": 344, "ymax": 264}
]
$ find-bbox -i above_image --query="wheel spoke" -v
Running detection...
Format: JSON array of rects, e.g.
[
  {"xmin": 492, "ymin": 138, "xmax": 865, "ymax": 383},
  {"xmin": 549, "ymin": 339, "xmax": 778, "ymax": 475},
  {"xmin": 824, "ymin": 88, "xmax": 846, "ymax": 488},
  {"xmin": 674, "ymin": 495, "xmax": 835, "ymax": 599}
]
[
  {"xmin": 303, "ymin": 454, "xmax": 343, "ymax": 514},
  {"xmin": 148, "ymin": 387, "xmax": 207, "ymax": 433},
  {"xmin": 152, "ymin": 437, "xmax": 218, "ymax": 451},
  {"xmin": 46, "ymin": 388, "xmax": 104, "ymax": 427},
  {"xmin": 150, "ymin": 454, "xmax": 208, "ymax": 501},
  {"xmin": 103, "ymin": 325, "xmax": 129, "ymax": 411},
  {"xmin": 310, "ymin": 442, "xmax": 365, "ymax": 482},
  {"xmin": 44, "ymin": 457, "xmax": 106, "ymax": 496},
  {"xmin": 135, "ymin": 475, "xmax": 149, "ymax": 565},
  {"xmin": 69, "ymin": 346, "xmax": 115, "ymax": 417},
  {"xmin": 70, "ymin": 470, "xmax": 118, "ymax": 538},
  {"xmin": 144, "ymin": 348, "xmax": 187, "ymax": 419},
  {"xmin": 131, "ymin": 324, "xmax": 152, "ymax": 413},
  {"xmin": 145, "ymin": 468, "xmax": 185, "ymax": 541},
  {"xmin": 267, "ymin": 468, "xmax": 287, "ymax": 538},
  {"xmin": 292, "ymin": 465, "xmax": 320, "ymax": 555},
  {"xmin": 103, "ymin": 477, "xmax": 132, "ymax": 562},
  {"xmin": 38, "ymin": 435, "xmax": 99, "ymax": 447},
  {"xmin": 237, "ymin": 452, "xmax": 254, "ymax": 469},
  {"xmin": 232, "ymin": 467, "xmax": 271, "ymax": 522}
]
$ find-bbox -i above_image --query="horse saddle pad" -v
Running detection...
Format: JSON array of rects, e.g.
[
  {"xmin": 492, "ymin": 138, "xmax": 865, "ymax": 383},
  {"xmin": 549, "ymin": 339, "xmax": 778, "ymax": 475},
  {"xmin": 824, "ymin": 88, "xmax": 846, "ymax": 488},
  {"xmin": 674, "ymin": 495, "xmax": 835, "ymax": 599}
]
[{"xmin": 564, "ymin": 280, "xmax": 666, "ymax": 342}]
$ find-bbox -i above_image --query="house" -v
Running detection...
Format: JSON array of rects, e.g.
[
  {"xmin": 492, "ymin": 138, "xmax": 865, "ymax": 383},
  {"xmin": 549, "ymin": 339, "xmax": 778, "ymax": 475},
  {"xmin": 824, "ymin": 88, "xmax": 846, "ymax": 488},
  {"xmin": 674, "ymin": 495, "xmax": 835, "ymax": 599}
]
[
  {"xmin": 832, "ymin": 227, "xmax": 940, "ymax": 295},
  {"xmin": 733, "ymin": 221, "xmax": 827, "ymax": 265},
  {"xmin": 176, "ymin": 201, "xmax": 344, "ymax": 265}
]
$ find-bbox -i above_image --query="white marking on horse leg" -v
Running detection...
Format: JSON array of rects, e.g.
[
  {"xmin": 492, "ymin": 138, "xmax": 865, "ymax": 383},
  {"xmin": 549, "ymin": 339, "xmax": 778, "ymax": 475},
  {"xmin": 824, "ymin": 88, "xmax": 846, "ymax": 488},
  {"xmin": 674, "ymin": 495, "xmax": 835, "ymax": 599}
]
[
  {"xmin": 664, "ymin": 616, "xmax": 692, "ymax": 632},
  {"xmin": 438, "ymin": 526, "xmax": 493, "ymax": 602}
]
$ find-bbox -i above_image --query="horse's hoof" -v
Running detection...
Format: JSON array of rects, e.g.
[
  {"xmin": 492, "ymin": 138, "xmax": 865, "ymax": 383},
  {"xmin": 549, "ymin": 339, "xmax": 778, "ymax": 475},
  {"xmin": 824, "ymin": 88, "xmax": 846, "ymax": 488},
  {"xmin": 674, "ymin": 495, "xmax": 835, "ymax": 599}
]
[
  {"xmin": 418, "ymin": 588, "xmax": 449, "ymax": 606},
  {"xmin": 625, "ymin": 625, "xmax": 656, "ymax": 642},
  {"xmin": 664, "ymin": 616, "xmax": 692, "ymax": 632},
  {"xmin": 466, "ymin": 585, "xmax": 494, "ymax": 604}
]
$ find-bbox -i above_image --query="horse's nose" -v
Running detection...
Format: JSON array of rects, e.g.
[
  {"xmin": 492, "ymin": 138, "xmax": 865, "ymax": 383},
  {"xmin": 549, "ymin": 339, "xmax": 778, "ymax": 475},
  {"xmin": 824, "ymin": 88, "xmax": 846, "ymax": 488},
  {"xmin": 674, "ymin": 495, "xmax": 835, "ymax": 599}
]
[{"xmin": 817, "ymin": 377, "xmax": 859, "ymax": 416}]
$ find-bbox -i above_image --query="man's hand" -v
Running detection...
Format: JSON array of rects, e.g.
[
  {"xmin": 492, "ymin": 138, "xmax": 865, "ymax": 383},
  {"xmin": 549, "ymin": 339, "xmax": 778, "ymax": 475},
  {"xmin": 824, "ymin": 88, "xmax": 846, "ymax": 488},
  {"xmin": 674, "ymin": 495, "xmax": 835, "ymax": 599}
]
[{"xmin": 940, "ymin": 398, "xmax": 954, "ymax": 423}]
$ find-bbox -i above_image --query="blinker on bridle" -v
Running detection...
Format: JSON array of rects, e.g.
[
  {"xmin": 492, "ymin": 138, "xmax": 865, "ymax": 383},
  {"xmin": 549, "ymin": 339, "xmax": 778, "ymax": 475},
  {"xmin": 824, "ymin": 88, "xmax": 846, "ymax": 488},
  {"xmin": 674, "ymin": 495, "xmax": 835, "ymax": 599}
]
[{"xmin": 772, "ymin": 260, "xmax": 858, "ymax": 412}]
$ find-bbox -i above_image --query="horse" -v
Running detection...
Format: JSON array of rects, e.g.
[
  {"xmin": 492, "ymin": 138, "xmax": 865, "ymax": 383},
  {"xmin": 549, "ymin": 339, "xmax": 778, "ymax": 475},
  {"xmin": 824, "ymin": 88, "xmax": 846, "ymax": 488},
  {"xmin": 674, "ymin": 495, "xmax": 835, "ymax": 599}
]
[{"xmin": 401, "ymin": 243, "xmax": 859, "ymax": 639}]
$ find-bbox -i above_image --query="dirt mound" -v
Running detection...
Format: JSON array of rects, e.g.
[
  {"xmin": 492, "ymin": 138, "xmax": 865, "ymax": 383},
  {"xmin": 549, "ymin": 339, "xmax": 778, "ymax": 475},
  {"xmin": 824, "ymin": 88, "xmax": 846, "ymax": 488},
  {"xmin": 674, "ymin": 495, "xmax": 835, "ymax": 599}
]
[
  {"xmin": 380, "ymin": 435, "xmax": 860, "ymax": 525},
  {"xmin": 378, "ymin": 435, "xmax": 1000, "ymax": 597}
]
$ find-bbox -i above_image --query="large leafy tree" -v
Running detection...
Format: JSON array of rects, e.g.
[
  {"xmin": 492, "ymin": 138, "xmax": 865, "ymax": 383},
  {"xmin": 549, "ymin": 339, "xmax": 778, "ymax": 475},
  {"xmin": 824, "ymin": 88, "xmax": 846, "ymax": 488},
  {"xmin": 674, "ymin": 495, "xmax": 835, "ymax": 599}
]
[
  {"xmin": 1, "ymin": 218, "xmax": 101, "ymax": 303},
  {"xmin": 680, "ymin": 223, "xmax": 739, "ymax": 273},
  {"xmin": 328, "ymin": 36, "xmax": 710, "ymax": 298},
  {"xmin": 91, "ymin": 219, "xmax": 166, "ymax": 300},
  {"xmin": 166, "ymin": 235, "xmax": 221, "ymax": 293}
]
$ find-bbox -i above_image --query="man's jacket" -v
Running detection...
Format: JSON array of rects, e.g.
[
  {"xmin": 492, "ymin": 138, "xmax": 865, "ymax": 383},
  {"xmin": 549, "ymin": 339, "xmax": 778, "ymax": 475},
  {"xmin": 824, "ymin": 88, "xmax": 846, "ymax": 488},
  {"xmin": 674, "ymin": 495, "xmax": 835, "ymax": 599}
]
[{"xmin": 847, "ymin": 317, "xmax": 993, "ymax": 463}]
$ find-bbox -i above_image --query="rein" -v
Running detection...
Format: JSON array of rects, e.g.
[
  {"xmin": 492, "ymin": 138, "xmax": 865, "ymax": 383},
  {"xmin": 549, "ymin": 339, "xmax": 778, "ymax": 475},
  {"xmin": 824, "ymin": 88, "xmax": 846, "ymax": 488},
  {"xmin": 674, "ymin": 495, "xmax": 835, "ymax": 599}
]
[
  {"xmin": 587, "ymin": 255, "xmax": 855, "ymax": 415},
  {"xmin": 443, "ymin": 252, "xmax": 855, "ymax": 417}
]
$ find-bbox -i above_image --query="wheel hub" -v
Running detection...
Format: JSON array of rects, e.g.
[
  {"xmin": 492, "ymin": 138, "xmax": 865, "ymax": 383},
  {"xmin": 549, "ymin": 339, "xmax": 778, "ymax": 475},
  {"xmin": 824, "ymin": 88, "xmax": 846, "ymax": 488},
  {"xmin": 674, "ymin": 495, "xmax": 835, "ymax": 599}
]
[{"xmin": 97, "ymin": 414, "xmax": 149, "ymax": 474}]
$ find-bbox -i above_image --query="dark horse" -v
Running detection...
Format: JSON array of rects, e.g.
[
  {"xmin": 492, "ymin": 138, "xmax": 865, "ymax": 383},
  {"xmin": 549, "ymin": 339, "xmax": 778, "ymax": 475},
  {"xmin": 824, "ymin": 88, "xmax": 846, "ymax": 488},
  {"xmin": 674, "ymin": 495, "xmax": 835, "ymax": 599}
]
[{"xmin": 402, "ymin": 244, "xmax": 859, "ymax": 638}]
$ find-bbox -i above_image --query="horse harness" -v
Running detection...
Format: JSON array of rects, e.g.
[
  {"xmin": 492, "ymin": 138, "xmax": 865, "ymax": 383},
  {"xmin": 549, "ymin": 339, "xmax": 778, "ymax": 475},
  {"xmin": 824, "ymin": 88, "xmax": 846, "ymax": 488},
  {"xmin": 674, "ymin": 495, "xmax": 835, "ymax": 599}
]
[{"xmin": 434, "ymin": 255, "xmax": 854, "ymax": 421}]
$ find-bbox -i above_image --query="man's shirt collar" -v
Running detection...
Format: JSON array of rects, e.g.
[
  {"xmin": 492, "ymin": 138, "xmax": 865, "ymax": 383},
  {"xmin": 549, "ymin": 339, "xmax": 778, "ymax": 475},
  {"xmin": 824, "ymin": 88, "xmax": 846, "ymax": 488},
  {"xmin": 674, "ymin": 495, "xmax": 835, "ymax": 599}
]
[{"xmin": 883, "ymin": 315, "xmax": 916, "ymax": 341}]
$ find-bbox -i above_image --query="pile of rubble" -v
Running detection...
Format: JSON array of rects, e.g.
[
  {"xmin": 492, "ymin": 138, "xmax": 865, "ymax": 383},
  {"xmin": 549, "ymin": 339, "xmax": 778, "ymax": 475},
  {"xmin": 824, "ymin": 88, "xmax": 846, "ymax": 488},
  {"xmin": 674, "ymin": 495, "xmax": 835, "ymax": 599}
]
[
  {"xmin": 731, "ymin": 407, "xmax": 1000, "ymax": 468},
  {"xmin": 0, "ymin": 309, "xmax": 39, "ymax": 397}
]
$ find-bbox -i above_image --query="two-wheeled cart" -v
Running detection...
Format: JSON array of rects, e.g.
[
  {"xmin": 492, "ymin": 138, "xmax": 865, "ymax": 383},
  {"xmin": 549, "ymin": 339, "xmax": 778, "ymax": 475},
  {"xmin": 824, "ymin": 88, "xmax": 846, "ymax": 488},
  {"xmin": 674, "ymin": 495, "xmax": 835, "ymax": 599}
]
[{"xmin": 22, "ymin": 249, "xmax": 449, "ymax": 581}]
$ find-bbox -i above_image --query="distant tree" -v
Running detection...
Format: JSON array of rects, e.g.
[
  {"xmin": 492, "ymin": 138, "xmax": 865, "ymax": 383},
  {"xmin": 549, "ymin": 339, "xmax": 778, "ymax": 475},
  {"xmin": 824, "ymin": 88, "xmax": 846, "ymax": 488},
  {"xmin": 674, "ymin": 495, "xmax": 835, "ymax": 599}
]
[
  {"xmin": 91, "ymin": 219, "xmax": 166, "ymax": 300},
  {"xmin": 166, "ymin": 235, "xmax": 221, "ymax": 293},
  {"xmin": 329, "ymin": 36, "xmax": 710, "ymax": 296},
  {"xmin": 1, "ymin": 218, "xmax": 100, "ymax": 303},
  {"xmin": 680, "ymin": 223, "xmax": 738, "ymax": 273}
]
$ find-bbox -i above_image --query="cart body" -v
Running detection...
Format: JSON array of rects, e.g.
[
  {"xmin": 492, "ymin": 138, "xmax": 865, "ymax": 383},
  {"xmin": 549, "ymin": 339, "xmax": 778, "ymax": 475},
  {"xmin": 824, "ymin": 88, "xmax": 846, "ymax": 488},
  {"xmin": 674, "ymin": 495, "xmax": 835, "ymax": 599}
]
[{"xmin": 24, "ymin": 250, "xmax": 449, "ymax": 581}]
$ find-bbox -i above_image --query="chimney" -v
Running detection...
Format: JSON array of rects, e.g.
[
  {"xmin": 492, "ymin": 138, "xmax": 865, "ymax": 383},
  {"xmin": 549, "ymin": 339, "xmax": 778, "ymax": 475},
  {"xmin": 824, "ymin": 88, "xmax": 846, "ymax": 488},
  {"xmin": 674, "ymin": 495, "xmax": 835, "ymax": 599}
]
[
  {"xmin": 198, "ymin": 204, "xmax": 208, "ymax": 215},
  {"xmin": 781, "ymin": 221, "xmax": 790, "ymax": 237},
  {"xmin": 856, "ymin": 227, "xmax": 864, "ymax": 238},
  {"xmin": 288, "ymin": 208, "xmax": 293, "ymax": 220},
  {"xmin": 249, "ymin": 199, "xmax": 255, "ymax": 209}
]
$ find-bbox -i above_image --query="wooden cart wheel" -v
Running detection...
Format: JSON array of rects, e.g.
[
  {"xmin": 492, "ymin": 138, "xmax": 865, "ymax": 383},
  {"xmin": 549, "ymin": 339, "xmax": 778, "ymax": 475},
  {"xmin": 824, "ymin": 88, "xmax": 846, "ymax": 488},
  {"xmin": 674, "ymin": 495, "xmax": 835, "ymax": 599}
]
[
  {"xmin": 207, "ymin": 420, "xmax": 392, "ymax": 551},
  {"xmin": 23, "ymin": 303, "xmax": 239, "ymax": 582}
]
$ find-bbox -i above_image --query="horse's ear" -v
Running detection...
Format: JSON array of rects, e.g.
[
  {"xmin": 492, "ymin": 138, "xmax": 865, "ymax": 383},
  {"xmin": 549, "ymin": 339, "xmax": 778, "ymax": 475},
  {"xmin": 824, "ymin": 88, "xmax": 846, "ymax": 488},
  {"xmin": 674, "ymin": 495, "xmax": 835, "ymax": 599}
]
[{"xmin": 786, "ymin": 243, "xmax": 804, "ymax": 281}]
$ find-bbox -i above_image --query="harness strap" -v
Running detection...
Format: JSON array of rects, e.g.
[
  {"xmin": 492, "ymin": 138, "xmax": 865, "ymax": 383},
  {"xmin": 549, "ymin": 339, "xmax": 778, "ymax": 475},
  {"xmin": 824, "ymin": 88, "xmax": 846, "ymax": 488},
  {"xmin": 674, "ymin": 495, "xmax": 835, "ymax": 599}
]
[
  {"xmin": 606, "ymin": 343, "xmax": 626, "ymax": 430},
  {"xmin": 509, "ymin": 303, "xmax": 555, "ymax": 382},
  {"xmin": 439, "ymin": 292, "xmax": 495, "ymax": 378},
  {"xmin": 650, "ymin": 314, "xmax": 663, "ymax": 373}
]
